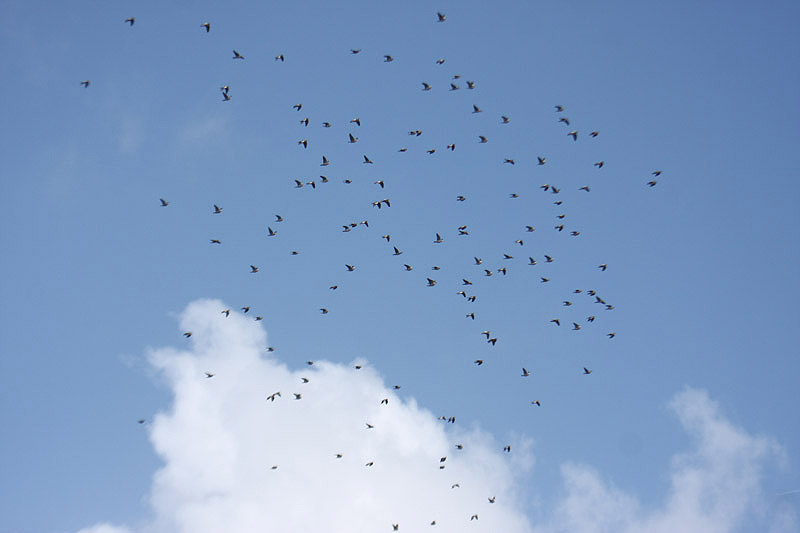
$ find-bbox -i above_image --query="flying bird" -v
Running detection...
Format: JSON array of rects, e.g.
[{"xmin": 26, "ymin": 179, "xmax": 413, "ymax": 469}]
[
  {"xmin": 250, "ymin": 265, "xmax": 259, "ymax": 273},
  {"xmin": 232, "ymin": 50, "xmax": 244, "ymax": 59},
  {"xmin": 422, "ymin": 82, "xmax": 432, "ymax": 91},
  {"xmin": 201, "ymin": 22, "xmax": 210, "ymax": 32},
  {"xmin": 124, "ymin": 17, "xmax": 135, "ymax": 26},
  {"xmin": 80, "ymin": 80, "xmax": 90, "ymax": 87},
  {"xmin": 213, "ymin": 204, "xmax": 223, "ymax": 214},
  {"xmin": 159, "ymin": 198, "xmax": 168, "ymax": 207},
  {"xmin": 437, "ymin": 12, "xmax": 446, "ymax": 21},
  {"xmin": 584, "ymin": 367, "xmax": 592, "ymax": 374},
  {"xmin": 521, "ymin": 368, "xmax": 531, "ymax": 377}
]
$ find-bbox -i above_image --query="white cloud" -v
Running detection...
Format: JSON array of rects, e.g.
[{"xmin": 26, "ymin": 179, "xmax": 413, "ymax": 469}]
[
  {"xmin": 86, "ymin": 299, "xmax": 534, "ymax": 533},
  {"xmin": 532, "ymin": 388, "xmax": 797, "ymax": 533},
  {"xmin": 81, "ymin": 300, "xmax": 797, "ymax": 533}
]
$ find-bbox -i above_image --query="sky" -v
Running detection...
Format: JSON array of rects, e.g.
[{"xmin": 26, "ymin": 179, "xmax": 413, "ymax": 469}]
[{"xmin": 0, "ymin": 0, "xmax": 798, "ymax": 532}]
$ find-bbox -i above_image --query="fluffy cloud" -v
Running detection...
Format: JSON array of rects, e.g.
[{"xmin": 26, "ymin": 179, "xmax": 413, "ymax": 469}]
[
  {"xmin": 81, "ymin": 300, "xmax": 796, "ymax": 533},
  {"xmin": 88, "ymin": 299, "xmax": 534, "ymax": 533},
  {"xmin": 532, "ymin": 389, "xmax": 796, "ymax": 533}
]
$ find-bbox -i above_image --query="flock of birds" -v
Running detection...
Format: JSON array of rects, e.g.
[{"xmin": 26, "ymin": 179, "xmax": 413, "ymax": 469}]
[{"xmin": 98, "ymin": 9, "xmax": 666, "ymax": 530}]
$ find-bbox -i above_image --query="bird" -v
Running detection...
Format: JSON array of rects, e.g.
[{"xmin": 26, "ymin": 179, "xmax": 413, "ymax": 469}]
[
  {"xmin": 422, "ymin": 82, "xmax": 432, "ymax": 91},
  {"xmin": 467, "ymin": 81, "xmax": 475, "ymax": 89},
  {"xmin": 504, "ymin": 158, "xmax": 515, "ymax": 165},
  {"xmin": 538, "ymin": 156, "xmax": 547, "ymax": 165},
  {"xmin": 363, "ymin": 155, "xmax": 373, "ymax": 164},
  {"xmin": 594, "ymin": 161, "xmax": 604, "ymax": 168},
  {"xmin": 210, "ymin": 239, "xmax": 221, "ymax": 244},
  {"xmin": 124, "ymin": 17, "xmax": 135, "ymax": 26},
  {"xmin": 381, "ymin": 398, "xmax": 389, "ymax": 405},
  {"xmin": 584, "ymin": 367, "xmax": 592, "ymax": 374},
  {"xmin": 366, "ymin": 423, "xmax": 374, "ymax": 429},
  {"xmin": 393, "ymin": 247, "xmax": 403, "ymax": 256},
  {"xmin": 275, "ymin": 54, "xmax": 285, "ymax": 62},
  {"xmin": 568, "ymin": 131, "xmax": 578, "ymax": 141},
  {"xmin": 301, "ymin": 377, "xmax": 310, "ymax": 383},
  {"xmin": 521, "ymin": 368, "xmax": 531, "ymax": 377},
  {"xmin": 250, "ymin": 265, "xmax": 259, "ymax": 273},
  {"xmin": 501, "ymin": 115, "xmax": 510, "ymax": 124},
  {"xmin": 472, "ymin": 104, "xmax": 482, "ymax": 113},
  {"xmin": 487, "ymin": 338, "xmax": 497, "ymax": 345},
  {"xmin": 551, "ymin": 319, "xmax": 560, "ymax": 326},
  {"xmin": 466, "ymin": 313, "xmax": 475, "ymax": 320},
  {"xmin": 531, "ymin": 401, "xmax": 541, "ymax": 406},
  {"xmin": 351, "ymin": 117, "xmax": 361, "ymax": 126},
  {"xmin": 436, "ymin": 58, "xmax": 446, "ymax": 65},
  {"xmin": 320, "ymin": 308, "xmax": 328, "ymax": 314},
  {"xmin": 232, "ymin": 50, "xmax": 244, "ymax": 59},
  {"xmin": 321, "ymin": 156, "xmax": 330, "ymax": 166},
  {"xmin": 426, "ymin": 278, "xmax": 437, "ymax": 287},
  {"xmin": 541, "ymin": 277, "xmax": 550, "ymax": 282},
  {"xmin": 392, "ymin": 525, "xmax": 399, "ymax": 531},
  {"xmin": 555, "ymin": 105, "xmax": 564, "ymax": 112},
  {"xmin": 201, "ymin": 22, "xmax": 210, "ymax": 32},
  {"xmin": 598, "ymin": 264, "xmax": 607, "ymax": 271},
  {"xmin": 529, "ymin": 257, "xmax": 537, "ymax": 265},
  {"xmin": 298, "ymin": 139, "xmax": 308, "ymax": 148},
  {"xmin": 572, "ymin": 322, "xmax": 581, "ymax": 330},
  {"xmin": 489, "ymin": 496, "xmax": 496, "ymax": 503},
  {"xmin": 647, "ymin": 180, "xmax": 658, "ymax": 187},
  {"xmin": 183, "ymin": 332, "xmax": 192, "ymax": 337},
  {"xmin": 590, "ymin": 131, "xmax": 599, "ymax": 137},
  {"xmin": 221, "ymin": 309, "xmax": 230, "ymax": 317},
  {"xmin": 293, "ymin": 393, "xmax": 302, "ymax": 400},
  {"xmin": 275, "ymin": 215, "xmax": 284, "ymax": 222},
  {"xmin": 437, "ymin": 11, "xmax": 446, "ymax": 21},
  {"xmin": 447, "ymin": 143, "xmax": 455, "ymax": 151},
  {"xmin": 526, "ymin": 226, "xmax": 535, "ymax": 232},
  {"xmin": 471, "ymin": 515, "xmax": 479, "ymax": 521},
  {"xmin": 652, "ymin": 170, "xmax": 662, "ymax": 176},
  {"xmin": 159, "ymin": 198, "xmax": 168, "ymax": 207},
  {"xmin": 607, "ymin": 333, "xmax": 616, "ymax": 338},
  {"xmin": 322, "ymin": 122, "xmax": 332, "ymax": 128},
  {"xmin": 293, "ymin": 103, "xmax": 303, "ymax": 111},
  {"xmin": 267, "ymin": 227, "xmax": 277, "ymax": 237},
  {"xmin": 294, "ymin": 179, "xmax": 304, "ymax": 189},
  {"xmin": 450, "ymin": 83, "xmax": 460, "ymax": 91},
  {"xmin": 80, "ymin": 80, "xmax": 90, "ymax": 87},
  {"xmin": 213, "ymin": 204, "xmax": 223, "ymax": 214},
  {"xmin": 559, "ymin": 117, "xmax": 570, "ymax": 125},
  {"xmin": 348, "ymin": 133, "xmax": 358, "ymax": 143},
  {"xmin": 345, "ymin": 264, "xmax": 355, "ymax": 271},
  {"xmin": 205, "ymin": 372, "xmax": 214, "ymax": 378},
  {"xmin": 350, "ymin": 49, "xmax": 361, "ymax": 54},
  {"xmin": 434, "ymin": 233, "xmax": 443, "ymax": 243},
  {"xmin": 474, "ymin": 359, "xmax": 483, "ymax": 365},
  {"xmin": 545, "ymin": 255, "xmax": 554, "ymax": 263},
  {"xmin": 384, "ymin": 55, "xmax": 394, "ymax": 62},
  {"xmin": 241, "ymin": 306, "xmax": 250, "ymax": 313},
  {"xmin": 478, "ymin": 135, "xmax": 488, "ymax": 143}
]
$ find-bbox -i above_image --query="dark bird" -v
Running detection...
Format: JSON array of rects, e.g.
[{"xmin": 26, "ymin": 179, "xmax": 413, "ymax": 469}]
[
  {"xmin": 275, "ymin": 215, "xmax": 284, "ymax": 222},
  {"xmin": 232, "ymin": 50, "xmax": 244, "ymax": 59},
  {"xmin": 351, "ymin": 117, "xmax": 361, "ymax": 126},
  {"xmin": 501, "ymin": 115, "xmax": 510, "ymax": 124},
  {"xmin": 544, "ymin": 255, "xmax": 553, "ymax": 263},
  {"xmin": 447, "ymin": 143, "xmax": 455, "ymax": 151},
  {"xmin": 540, "ymin": 277, "xmax": 550, "ymax": 282},
  {"xmin": 559, "ymin": 117, "xmax": 570, "ymax": 125},
  {"xmin": 467, "ymin": 81, "xmax": 475, "ymax": 89},
  {"xmin": 555, "ymin": 105, "xmax": 564, "ymax": 112},
  {"xmin": 404, "ymin": 264, "xmax": 413, "ymax": 271},
  {"xmin": 381, "ymin": 398, "xmax": 389, "ymax": 405},
  {"xmin": 598, "ymin": 264, "xmax": 607, "ymax": 271},
  {"xmin": 426, "ymin": 278, "xmax": 437, "ymax": 287},
  {"xmin": 607, "ymin": 332, "xmax": 616, "ymax": 338},
  {"xmin": 587, "ymin": 316, "xmax": 595, "ymax": 322},
  {"xmin": 321, "ymin": 156, "xmax": 330, "ymax": 166},
  {"xmin": 590, "ymin": 131, "xmax": 599, "ymax": 137},
  {"xmin": 384, "ymin": 55, "xmax": 394, "ymax": 62},
  {"xmin": 584, "ymin": 367, "xmax": 592, "ymax": 374},
  {"xmin": 294, "ymin": 393, "xmax": 302, "ymax": 400},
  {"xmin": 572, "ymin": 322, "xmax": 581, "ymax": 330},
  {"xmin": 298, "ymin": 139, "xmax": 308, "ymax": 148},
  {"xmin": 529, "ymin": 257, "xmax": 537, "ymax": 265},
  {"xmin": 652, "ymin": 170, "xmax": 662, "ymax": 176},
  {"xmin": 348, "ymin": 133, "xmax": 358, "ymax": 143},
  {"xmin": 346, "ymin": 264, "xmax": 355, "ymax": 271},
  {"xmin": 363, "ymin": 155, "xmax": 373, "ymax": 164},
  {"xmin": 159, "ymin": 198, "xmax": 169, "ymax": 207},
  {"xmin": 275, "ymin": 54, "xmax": 285, "ymax": 62},
  {"xmin": 551, "ymin": 319, "xmax": 560, "ymax": 326},
  {"xmin": 487, "ymin": 338, "xmax": 497, "ymax": 345},
  {"xmin": 521, "ymin": 368, "xmax": 531, "ymax": 377},
  {"xmin": 205, "ymin": 372, "xmax": 214, "ymax": 378},
  {"xmin": 184, "ymin": 332, "xmax": 192, "ymax": 337},
  {"xmin": 647, "ymin": 180, "xmax": 658, "ymax": 187},
  {"xmin": 594, "ymin": 161, "xmax": 604, "ymax": 168},
  {"xmin": 474, "ymin": 359, "xmax": 483, "ymax": 365},
  {"xmin": 250, "ymin": 265, "xmax": 259, "ymax": 273},
  {"xmin": 320, "ymin": 308, "xmax": 328, "ymax": 314},
  {"xmin": 434, "ymin": 233, "xmax": 443, "ymax": 243},
  {"xmin": 466, "ymin": 313, "xmax": 475, "ymax": 320},
  {"xmin": 124, "ymin": 17, "xmax": 135, "ymax": 26},
  {"xmin": 322, "ymin": 122, "xmax": 332, "ymax": 128},
  {"xmin": 422, "ymin": 82, "xmax": 432, "ymax": 91},
  {"xmin": 293, "ymin": 103, "xmax": 303, "ymax": 111},
  {"xmin": 580, "ymin": 186, "xmax": 591, "ymax": 192},
  {"xmin": 80, "ymin": 80, "xmax": 90, "ymax": 87},
  {"xmin": 450, "ymin": 83, "xmax": 459, "ymax": 91},
  {"xmin": 526, "ymin": 226, "xmax": 535, "ymax": 232},
  {"xmin": 437, "ymin": 11, "xmax": 446, "ymax": 21},
  {"xmin": 301, "ymin": 117, "xmax": 310, "ymax": 127},
  {"xmin": 350, "ymin": 49, "xmax": 361, "ymax": 54},
  {"xmin": 241, "ymin": 306, "xmax": 250, "ymax": 313},
  {"xmin": 393, "ymin": 246, "xmax": 403, "ymax": 256},
  {"xmin": 210, "ymin": 239, "xmax": 221, "ymax": 244},
  {"xmin": 294, "ymin": 179, "xmax": 304, "ymax": 188},
  {"xmin": 538, "ymin": 156, "xmax": 546, "ymax": 165},
  {"xmin": 478, "ymin": 135, "xmax": 488, "ymax": 143},
  {"xmin": 472, "ymin": 104, "xmax": 482, "ymax": 113},
  {"xmin": 489, "ymin": 496, "xmax": 496, "ymax": 503},
  {"xmin": 221, "ymin": 309, "xmax": 230, "ymax": 317},
  {"xmin": 504, "ymin": 158, "xmax": 515, "ymax": 165},
  {"xmin": 213, "ymin": 204, "xmax": 223, "ymax": 214},
  {"xmin": 531, "ymin": 401, "xmax": 541, "ymax": 406},
  {"xmin": 201, "ymin": 22, "xmax": 210, "ymax": 32},
  {"xmin": 568, "ymin": 131, "xmax": 578, "ymax": 141},
  {"xmin": 436, "ymin": 58, "xmax": 446, "ymax": 65}
]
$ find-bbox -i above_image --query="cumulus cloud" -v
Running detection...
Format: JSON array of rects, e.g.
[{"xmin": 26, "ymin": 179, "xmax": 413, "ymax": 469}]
[
  {"xmin": 532, "ymin": 389, "xmax": 796, "ymax": 533},
  {"xmin": 82, "ymin": 300, "xmax": 796, "ymax": 533},
  {"xmin": 88, "ymin": 299, "xmax": 534, "ymax": 533}
]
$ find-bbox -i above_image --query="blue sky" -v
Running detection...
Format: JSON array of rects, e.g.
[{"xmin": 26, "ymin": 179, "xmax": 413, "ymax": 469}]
[{"xmin": 1, "ymin": 0, "xmax": 799, "ymax": 531}]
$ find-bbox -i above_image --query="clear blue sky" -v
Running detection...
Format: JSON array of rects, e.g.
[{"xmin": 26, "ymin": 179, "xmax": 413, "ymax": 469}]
[{"xmin": 1, "ymin": 0, "xmax": 798, "ymax": 531}]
